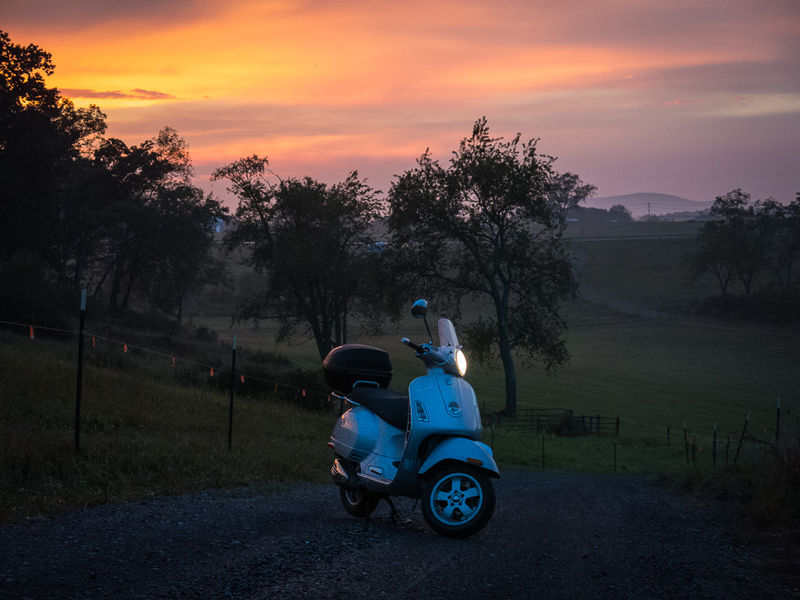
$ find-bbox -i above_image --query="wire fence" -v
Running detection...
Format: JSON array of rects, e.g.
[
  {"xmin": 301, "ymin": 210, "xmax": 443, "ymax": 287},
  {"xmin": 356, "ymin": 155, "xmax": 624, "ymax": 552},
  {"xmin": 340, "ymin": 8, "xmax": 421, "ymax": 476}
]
[
  {"xmin": 491, "ymin": 408, "xmax": 620, "ymax": 437},
  {"xmin": 0, "ymin": 318, "xmax": 327, "ymax": 401},
  {"xmin": 0, "ymin": 302, "xmax": 333, "ymax": 452},
  {"xmin": 476, "ymin": 384, "xmax": 796, "ymax": 477},
  {"xmin": 2, "ymin": 304, "xmax": 795, "ymax": 472}
]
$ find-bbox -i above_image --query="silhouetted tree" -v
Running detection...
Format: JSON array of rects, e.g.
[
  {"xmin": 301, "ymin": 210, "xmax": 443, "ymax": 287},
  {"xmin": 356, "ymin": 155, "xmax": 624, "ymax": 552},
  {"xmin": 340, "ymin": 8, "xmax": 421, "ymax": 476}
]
[
  {"xmin": 0, "ymin": 30, "xmax": 107, "ymax": 274},
  {"xmin": 388, "ymin": 118, "xmax": 594, "ymax": 416},
  {"xmin": 689, "ymin": 190, "xmax": 800, "ymax": 318},
  {"xmin": 1, "ymin": 31, "xmax": 225, "ymax": 326},
  {"xmin": 214, "ymin": 157, "xmax": 384, "ymax": 359},
  {"xmin": 550, "ymin": 172, "xmax": 597, "ymax": 224},
  {"xmin": 609, "ymin": 204, "xmax": 633, "ymax": 222},
  {"xmin": 692, "ymin": 189, "xmax": 775, "ymax": 297},
  {"xmin": 144, "ymin": 185, "xmax": 228, "ymax": 323},
  {"xmin": 766, "ymin": 195, "xmax": 800, "ymax": 294},
  {"xmin": 92, "ymin": 128, "xmax": 225, "ymax": 315},
  {"xmin": 688, "ymin": 218, "xmax": 736, "ymax": 297}
]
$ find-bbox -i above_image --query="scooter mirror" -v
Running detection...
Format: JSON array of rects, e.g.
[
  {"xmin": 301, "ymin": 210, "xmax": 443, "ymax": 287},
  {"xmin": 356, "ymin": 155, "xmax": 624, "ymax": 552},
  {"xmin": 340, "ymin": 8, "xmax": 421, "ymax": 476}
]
[{"xmin": 411, "ymin": 299, "xmax": 428, "ymax": 319}]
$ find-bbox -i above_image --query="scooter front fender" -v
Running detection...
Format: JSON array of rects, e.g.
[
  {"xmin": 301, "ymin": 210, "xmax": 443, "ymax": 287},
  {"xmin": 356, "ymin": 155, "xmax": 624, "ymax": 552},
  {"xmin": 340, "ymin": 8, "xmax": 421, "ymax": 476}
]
[{"xmin": 418, "ymin": 438, "xmax": 500, "ymax": 478}]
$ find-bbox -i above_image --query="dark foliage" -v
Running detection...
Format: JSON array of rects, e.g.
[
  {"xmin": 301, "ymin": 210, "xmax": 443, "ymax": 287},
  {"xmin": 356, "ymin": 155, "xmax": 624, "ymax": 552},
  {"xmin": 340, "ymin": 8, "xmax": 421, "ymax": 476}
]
[
  {"xmin": 688, "ymin": 189, "xmax": 800, "ymax": 322},
  {"xmin": 387, "ymin": 118, "xmax": 595, "ymax": 415},
  {"xmin": 214, "ymin": 157, "xmax": 387, "ymax": 360},
  {"xmin": 692, "ymin": 291, "xmax": 800, "ymax": 323},
  {"xmin": 0, "ymin": 31, "xmax": 228, "ymax": 328}
]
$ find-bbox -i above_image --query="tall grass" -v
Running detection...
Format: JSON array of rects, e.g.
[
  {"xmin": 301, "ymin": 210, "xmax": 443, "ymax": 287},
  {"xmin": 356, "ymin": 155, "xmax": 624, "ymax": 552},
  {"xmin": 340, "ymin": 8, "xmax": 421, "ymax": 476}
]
[{"xmin": 0, "ymin": 338, "xmax": 333, "ymax": 521}]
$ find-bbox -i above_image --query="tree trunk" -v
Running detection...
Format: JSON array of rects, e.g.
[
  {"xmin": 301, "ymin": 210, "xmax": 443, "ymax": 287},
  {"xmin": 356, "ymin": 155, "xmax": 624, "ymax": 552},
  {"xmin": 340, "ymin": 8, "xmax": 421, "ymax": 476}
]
[
  {"xmin": 499, "ymin": 341, "xmax": 518, "ymax": 418},
  {"xmin": 495, "ymin": 302, "xmax": 517, "ymax": 417},
  {"xmin": 342, "ymin": 297, "xmax": 348, "ymax": 345},
  {"xmin": 107, "ymin": 260, "xmax": 125, "ymax": 315}
]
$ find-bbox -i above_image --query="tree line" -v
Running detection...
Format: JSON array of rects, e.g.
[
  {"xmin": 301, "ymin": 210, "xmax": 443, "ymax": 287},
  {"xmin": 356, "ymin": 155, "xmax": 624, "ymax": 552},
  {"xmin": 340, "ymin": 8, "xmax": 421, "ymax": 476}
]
[
  {"xmin": 688, "ymin": 189, "xmax": 800, "ymax": 321},
  {"xmin": 211, "ymin": 118, "xmax": 596, "ymax": 415},
  {"xmin": 1, "ymin": 31, "xmax": 226, "ymax": 326},
  {"xmin": 0, "ymin": 31, "xmax": 597, "ymax": 416}
]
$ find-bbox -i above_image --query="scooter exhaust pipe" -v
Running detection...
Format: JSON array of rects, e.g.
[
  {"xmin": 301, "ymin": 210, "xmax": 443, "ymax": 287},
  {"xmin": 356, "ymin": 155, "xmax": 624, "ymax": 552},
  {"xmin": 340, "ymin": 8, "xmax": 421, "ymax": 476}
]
[{"xmin": 330, "ymin": 458, "xmax": 349, "ymax": 486}]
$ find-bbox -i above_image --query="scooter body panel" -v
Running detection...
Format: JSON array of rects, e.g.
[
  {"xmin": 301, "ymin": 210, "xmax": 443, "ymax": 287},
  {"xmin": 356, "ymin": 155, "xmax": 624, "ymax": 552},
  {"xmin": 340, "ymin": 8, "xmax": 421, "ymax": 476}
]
[
  {"xmin": 330, "ymin": 405, "xmax": 406, "ymax": 491},
  {"xmin": 418, "ymin": 437, "xmax": 499, "ymax": 477},
  {"xmin": 408, "ymin": 374, "xmax": 481, "ymax": 440},
  {"xmin": 330, "ymin": 405, "xmax": 405, "ymax": 463},
  {"xmin": 330, "ymin": 371, "xmax": 489, "ymax": 496}
]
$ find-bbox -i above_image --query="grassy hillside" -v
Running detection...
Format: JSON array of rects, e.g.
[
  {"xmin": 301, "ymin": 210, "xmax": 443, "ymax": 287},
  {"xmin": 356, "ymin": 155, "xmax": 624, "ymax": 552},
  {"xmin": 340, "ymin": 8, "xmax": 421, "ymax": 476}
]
[{"xmin": 0, "ymin": 337, "xmax": 332, "ymax": 521}]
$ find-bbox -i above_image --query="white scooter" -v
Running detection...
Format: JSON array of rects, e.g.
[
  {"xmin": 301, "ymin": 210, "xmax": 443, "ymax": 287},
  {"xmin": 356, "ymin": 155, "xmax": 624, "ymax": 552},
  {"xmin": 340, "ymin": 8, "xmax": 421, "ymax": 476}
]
[{"xmin": 323, "ymin": 299, "xmax": 499, "ymax": 537}]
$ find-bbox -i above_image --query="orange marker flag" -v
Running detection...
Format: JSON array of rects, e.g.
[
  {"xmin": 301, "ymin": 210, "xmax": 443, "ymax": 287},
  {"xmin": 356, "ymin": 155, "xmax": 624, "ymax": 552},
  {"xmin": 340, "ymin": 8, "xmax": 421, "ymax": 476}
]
[
  {"xmin": 240, "ymin": 374, "xmax": 245, "ymax": 383},
  {"xmin": 29, "ymin": 325, "xmax": 34, "ymax": 339},
  {"xmin": 92, "ymin": 335, "xmax": 96, "ymax": 348},
  {"xmin": 210, "ymin": 367, "xmax": 214, "ymax": 377},
  {"xmin": 123, "ymin": 343, "xmax": 128, "ymax": 353},
  {"xmin": 171, "ymin": 356, "xmax": 176, "ymax": 368}
]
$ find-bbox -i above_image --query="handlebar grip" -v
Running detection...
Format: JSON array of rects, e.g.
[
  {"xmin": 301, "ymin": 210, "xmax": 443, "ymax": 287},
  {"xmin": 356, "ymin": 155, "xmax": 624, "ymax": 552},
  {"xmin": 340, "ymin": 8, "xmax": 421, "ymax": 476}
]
[{"xmin": 401, "ymin": 337, "xmax": 424, "ymax": 353}]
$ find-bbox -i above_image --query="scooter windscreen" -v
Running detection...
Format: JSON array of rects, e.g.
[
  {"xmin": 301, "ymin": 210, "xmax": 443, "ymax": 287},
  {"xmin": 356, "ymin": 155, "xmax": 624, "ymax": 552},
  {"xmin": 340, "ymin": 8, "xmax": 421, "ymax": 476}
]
[{"xmin": 438, "ymin": 318, "xmax": 459, "ymax": 348}]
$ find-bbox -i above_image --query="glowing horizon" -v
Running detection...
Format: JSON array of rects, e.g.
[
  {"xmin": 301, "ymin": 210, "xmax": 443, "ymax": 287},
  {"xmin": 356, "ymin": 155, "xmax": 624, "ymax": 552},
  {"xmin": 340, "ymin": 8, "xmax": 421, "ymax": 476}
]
[{"xmin": 2, "ymin": 0, "xmax": 798, "ymax": 206}]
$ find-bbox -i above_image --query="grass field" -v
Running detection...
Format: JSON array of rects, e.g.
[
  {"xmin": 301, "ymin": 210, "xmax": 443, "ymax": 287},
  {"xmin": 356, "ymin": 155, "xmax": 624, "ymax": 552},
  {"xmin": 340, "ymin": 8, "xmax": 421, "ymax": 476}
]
[
  {"xmin": 0, "ymin": 337, "xmax": 332, "ymax": 521},
  {"xmin": 2, "ymin": 220, "xmax": 798, "ymax": 523}
]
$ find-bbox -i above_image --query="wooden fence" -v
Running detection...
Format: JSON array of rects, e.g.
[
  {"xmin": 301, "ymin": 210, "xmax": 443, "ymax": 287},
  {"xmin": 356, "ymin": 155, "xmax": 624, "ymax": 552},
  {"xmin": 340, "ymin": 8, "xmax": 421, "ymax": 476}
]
[{"xmin": 492, "ymin": 408, "xmax": 620, "ymax": 437}]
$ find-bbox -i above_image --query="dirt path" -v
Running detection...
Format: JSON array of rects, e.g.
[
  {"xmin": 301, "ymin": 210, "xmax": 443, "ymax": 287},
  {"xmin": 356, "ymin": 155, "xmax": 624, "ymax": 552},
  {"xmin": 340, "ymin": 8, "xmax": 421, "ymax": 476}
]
[{"xmin": 1, "ymin": 472, "xmax": 796, "ymax": 599}]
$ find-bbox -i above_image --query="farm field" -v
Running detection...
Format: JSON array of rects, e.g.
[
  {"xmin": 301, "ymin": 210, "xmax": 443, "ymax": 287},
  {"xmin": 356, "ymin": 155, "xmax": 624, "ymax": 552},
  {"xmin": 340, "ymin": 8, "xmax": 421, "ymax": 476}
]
[{"xmin": 197, "ymin": 221, "xmax": 798, "ymax": 443}]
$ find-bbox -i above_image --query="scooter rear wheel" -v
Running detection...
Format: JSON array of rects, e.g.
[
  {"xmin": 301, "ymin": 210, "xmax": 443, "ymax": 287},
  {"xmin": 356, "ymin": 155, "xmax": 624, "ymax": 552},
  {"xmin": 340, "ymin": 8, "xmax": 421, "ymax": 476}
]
[
  {"xmin": 421, "ymin": 464, "xmax": 495, "ymax": 537},
  {"xmin": 340, "ymin": 486, "xmax": 380, "ymax": 518}
]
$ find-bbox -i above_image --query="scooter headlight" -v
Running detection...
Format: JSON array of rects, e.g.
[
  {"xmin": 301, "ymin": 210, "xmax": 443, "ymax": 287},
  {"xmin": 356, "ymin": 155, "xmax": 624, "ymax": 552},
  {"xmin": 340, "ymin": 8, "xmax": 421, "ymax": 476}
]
[{"xmin": 455, "ymin": 349, "xmax": 468, "ymax": 376}]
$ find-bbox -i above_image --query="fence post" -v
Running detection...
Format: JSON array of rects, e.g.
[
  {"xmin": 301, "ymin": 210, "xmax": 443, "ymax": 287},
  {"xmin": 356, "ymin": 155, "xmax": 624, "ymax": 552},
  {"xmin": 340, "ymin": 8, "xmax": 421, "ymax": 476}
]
[
  {"xmin": 712, "ymin": 422, "xmax": 717, "ymax": 469},
  {"xmin": 683, "ymin": 422, "xmax": 690, "ymax": 466},
  {"xmin": 74, "ymin": 289, "xmax": 87, "ymax": 452},
  {"xmin": 228, "ymin": 334, "xmax": 236, "ymax": 450},
  {"xmin": 541, "ymin": 434, "xmax": 545, "ymax": 470},
  {"xmin": 733, "ymin": 412, "xmax": 751, "ymax": 464},
  {"xmin": 776, "ymin": 396, "xmax": 781, "ymax": 443},
  {"xmin": 615, "ymin": 416, "xmax": 620, "ymax": 437}
]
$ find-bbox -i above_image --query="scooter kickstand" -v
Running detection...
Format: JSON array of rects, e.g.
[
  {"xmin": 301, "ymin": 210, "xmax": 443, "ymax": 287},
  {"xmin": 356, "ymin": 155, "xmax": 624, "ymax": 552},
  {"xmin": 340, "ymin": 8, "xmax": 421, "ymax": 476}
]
[{"xmin": 384, "ymin": 496, "xmax": 397, "ymax": 524}]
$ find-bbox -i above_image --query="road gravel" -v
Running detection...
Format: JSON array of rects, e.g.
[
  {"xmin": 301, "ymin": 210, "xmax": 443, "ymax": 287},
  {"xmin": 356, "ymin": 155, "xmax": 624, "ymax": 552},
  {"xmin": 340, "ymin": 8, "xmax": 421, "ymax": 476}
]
[{"xmin": 1, "ymin": 471, "xmax": 797, "ymax": 599}]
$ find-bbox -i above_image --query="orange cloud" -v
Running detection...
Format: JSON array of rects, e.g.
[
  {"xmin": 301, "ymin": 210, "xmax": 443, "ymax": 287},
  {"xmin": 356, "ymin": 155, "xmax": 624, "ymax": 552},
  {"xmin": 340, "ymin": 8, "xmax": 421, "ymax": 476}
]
[
  {"xmin": 61, "ymin": 88, "xmax": 176, "ymax": 100},
  {"xmin": 2, "ymin": 0, "xmax": 798, "ymax": 203}
]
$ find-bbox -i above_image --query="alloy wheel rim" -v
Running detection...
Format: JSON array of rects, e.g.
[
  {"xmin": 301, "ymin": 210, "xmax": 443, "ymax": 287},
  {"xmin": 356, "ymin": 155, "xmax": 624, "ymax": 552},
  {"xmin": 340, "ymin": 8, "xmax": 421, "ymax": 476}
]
[{"xmin": 429, "ymin": 472, "xmax": 483, "ymax": 525}]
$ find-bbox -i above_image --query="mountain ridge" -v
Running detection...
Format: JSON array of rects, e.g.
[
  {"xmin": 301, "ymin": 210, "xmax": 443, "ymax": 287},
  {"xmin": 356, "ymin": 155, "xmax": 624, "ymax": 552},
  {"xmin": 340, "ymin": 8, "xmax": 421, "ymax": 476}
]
[{"xmin": 585, "ymin": 193, "xmax": 712, "ymax": 218}]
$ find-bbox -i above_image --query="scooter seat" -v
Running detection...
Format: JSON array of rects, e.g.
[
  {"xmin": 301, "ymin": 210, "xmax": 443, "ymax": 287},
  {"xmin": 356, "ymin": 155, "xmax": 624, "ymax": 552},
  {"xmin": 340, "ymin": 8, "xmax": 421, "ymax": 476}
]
[{"xmin": 350, "ymin": 387, "xmax": 409, "ymax": 430}]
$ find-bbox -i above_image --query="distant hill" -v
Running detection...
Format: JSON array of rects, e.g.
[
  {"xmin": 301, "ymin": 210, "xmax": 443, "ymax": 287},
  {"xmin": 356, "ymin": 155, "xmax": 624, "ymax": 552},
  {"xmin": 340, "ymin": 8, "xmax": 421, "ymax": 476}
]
[{"xmin": 585, "ymin": 193, "xmax": 712, "ymax": 219}]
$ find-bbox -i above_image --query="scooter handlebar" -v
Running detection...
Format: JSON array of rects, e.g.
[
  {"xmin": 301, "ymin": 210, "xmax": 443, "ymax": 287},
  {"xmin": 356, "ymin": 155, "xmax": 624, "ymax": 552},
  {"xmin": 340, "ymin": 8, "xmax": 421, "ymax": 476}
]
[{"xmin": 401, "ymin": 337, "xmax": 425, "ymax": 354}]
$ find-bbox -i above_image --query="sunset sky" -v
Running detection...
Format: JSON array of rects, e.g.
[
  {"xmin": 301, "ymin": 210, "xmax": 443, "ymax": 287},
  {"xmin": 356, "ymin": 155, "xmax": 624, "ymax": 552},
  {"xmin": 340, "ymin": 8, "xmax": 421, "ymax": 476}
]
[{"xmin": 2, "ymin": 0, "xmax": 799, "ymax": 209}]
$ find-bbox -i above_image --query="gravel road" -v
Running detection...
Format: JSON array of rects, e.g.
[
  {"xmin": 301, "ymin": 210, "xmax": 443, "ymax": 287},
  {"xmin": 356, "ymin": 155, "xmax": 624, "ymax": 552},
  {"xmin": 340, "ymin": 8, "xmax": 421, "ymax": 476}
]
[{"xmin": 1, "ymin": 471, "xmax": 797, "ymax": 599}]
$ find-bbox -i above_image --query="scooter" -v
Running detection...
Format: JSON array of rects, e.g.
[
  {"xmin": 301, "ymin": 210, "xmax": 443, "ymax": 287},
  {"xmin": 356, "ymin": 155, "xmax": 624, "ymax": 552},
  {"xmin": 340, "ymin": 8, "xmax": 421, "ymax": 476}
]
[{"xmin": 323, "ymin": 299, "xmax": 499, "ymax": 537}]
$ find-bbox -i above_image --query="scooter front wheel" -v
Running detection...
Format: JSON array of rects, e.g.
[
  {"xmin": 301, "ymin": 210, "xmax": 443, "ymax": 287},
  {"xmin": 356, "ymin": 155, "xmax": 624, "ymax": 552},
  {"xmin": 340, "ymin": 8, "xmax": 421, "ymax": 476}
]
[
  {"xmin": 422, "ymin": 464, "xmax": 495, "ymax": 538},
  {"xmin": 340, "ymin": 486, "xmax": 380, "ymax": 518}
]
